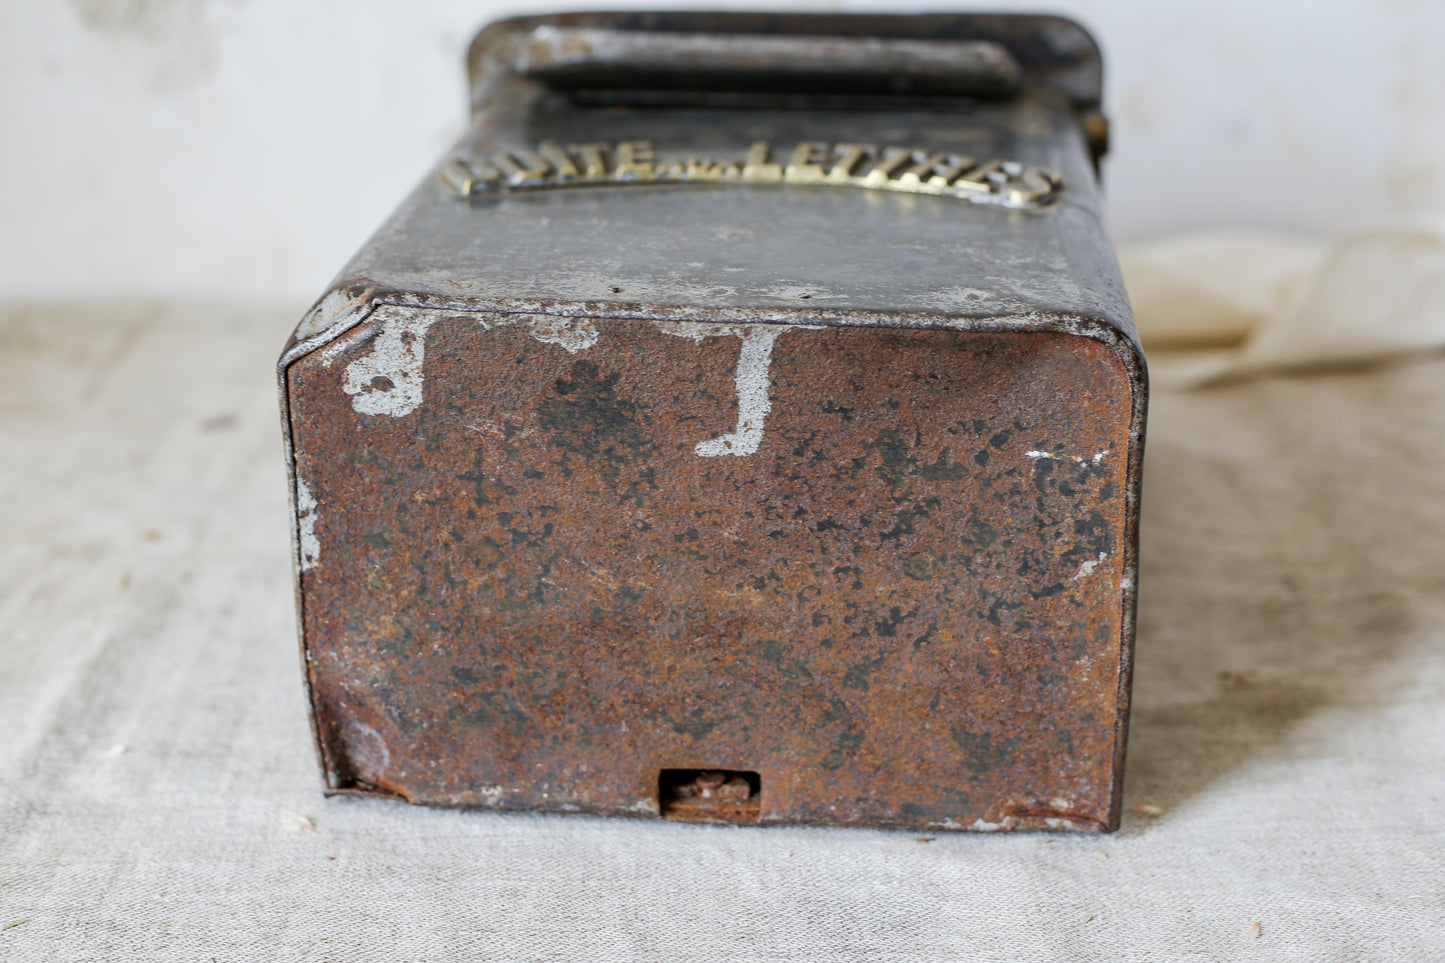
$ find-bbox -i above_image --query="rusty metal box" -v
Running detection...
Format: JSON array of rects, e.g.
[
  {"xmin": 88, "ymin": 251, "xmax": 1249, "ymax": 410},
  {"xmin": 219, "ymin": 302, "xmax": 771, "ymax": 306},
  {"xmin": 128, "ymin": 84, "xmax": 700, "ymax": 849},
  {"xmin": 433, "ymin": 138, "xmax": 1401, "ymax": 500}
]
[{"xmin": 279, "ymin": 12, "xmax": 1146, "ymax": 833}]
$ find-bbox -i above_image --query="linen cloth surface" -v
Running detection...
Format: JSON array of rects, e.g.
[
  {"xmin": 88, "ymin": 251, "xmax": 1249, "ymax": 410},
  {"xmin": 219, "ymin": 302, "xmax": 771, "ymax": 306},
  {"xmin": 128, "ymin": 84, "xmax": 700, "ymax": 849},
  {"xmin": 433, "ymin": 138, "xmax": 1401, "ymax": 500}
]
[{"xmin": 3, "ymin": 226, "xmax": 1445, "ymax": 960}]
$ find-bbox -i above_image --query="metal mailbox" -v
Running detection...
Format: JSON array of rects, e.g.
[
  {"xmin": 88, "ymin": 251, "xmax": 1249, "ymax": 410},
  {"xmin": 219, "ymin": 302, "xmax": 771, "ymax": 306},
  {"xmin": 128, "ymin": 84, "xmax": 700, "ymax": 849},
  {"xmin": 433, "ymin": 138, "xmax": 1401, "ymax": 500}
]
[{"xmin": 279, "ymin": 12, "xmax": 1146, "ymax": 833}]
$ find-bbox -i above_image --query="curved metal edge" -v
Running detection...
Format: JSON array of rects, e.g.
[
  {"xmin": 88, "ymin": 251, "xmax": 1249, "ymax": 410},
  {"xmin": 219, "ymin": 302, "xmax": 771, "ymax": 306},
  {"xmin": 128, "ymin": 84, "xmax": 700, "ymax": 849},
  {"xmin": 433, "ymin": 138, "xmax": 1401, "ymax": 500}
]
[
  {"xmin": 465, "ymin": 11, "xmax": 1103, "ymax": 117},
  {"xmin": 277, "ymin": 282, "xmax": 380, "ymax": 793}
]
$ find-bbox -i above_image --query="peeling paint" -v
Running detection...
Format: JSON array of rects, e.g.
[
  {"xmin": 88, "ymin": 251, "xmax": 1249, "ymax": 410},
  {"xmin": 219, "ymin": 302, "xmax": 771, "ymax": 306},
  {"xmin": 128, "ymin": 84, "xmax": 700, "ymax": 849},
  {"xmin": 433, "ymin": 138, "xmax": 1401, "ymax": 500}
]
[
  {"xmin": 295, "ymin": 476, "xmax": 320, "ymax": 572},
  {"xmin": 342, "ymin": 310, "xmax": 608, "ymax": 416},
  {"xmin": 695, "ymin": 325, "xmax": 786, "ymax": 457},
  {"xmin": 1027, "ymin": 449, "xmax": 1110, "ymax": 465},
  {"xmin": 342, "ymin": 310, "xmax": 439, "ymax": 417},
  {"xmin": 1073, "ymin": 552, "xmax": 1108, "ymax": 581},
  {"xmin": 653, "ymin": 320, "xmax": 750, "ymax": 343},
  {"xmin": 930, "ymin": 816, "xmax": 1008, "ymax": 832},
  {"xmin": 657, "ymin": 321, "xmax": 819, "ymax": 457},
  {"xmin": 526, "ymin": 316, "xmax": 599, "ymax": 353},
  {"xmin": 348, "ymin": 721, "xmax": 391, "ymax": 776}
]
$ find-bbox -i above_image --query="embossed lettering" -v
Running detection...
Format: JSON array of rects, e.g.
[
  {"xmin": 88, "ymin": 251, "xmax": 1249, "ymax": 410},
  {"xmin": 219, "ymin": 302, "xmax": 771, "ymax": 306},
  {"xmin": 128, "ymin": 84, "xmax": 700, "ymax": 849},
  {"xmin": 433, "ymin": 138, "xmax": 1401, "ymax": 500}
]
[
  {"xmin": 440, "ymin": 140, "xmax": 1060, "ymax": 209},
  {"xmin": 827, "ymin": 143, "xmax": 876, "ymax": 182},
  {"xmin": 898, "ymin": 152, "xmax": 975, "ymax": 188},
  {"xmin": 684, "ymin": 159, "xmax": 739, "ymax": 181},
  {"xmin": 492, "ymin": 149, "xmax": 552, "ymax": 186},
  {"xmin": 742, "ymin": 142, "xmax": 783, "ymax": 181},
  {"xmin": 862, "ymin": 147, "xmax": 914, "ymax": 186},
  {"xmin": 953, "ymin": 159, "xmax": 1055, "ymax": 204},
  {"xmin": 441, "ymin": 157, "xmax": 500, "ymax": 195},
  {"xmin": 614, "ymin": 141, "xmax": 655, "ymax": 179},
  {"xmin": 539, "ymin": 141, "xmax": 579, "ymax": 180},
  {"xmin": 784, "ymin": 142, "xmax": 832, "ymax": 184},
  {"xmin": 569, "ymin": 143, "xmax": 610, "ymax": 179}
]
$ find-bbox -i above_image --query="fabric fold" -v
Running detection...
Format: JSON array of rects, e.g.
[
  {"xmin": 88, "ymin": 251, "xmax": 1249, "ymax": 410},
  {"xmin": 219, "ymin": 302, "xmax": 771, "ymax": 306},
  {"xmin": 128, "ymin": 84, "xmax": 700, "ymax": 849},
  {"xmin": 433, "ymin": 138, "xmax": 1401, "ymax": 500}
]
[{"xmin": 1121, "ymin": 217, "xmax": 1445, "ymax": 388}]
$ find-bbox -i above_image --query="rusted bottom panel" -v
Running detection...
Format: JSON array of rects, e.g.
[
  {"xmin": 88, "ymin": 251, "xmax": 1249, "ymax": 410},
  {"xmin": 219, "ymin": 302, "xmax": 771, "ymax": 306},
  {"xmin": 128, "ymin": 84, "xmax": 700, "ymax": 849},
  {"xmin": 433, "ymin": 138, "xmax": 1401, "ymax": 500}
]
[{"xmin": 287, "ymin": 310, "xmax": 1133, "ymax": 832}]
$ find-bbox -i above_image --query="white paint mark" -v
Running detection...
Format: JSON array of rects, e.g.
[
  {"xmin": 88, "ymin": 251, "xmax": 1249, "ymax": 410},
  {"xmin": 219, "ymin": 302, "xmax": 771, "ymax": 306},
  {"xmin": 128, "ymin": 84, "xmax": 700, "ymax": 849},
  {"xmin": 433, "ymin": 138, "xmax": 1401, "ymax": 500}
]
[
  {"xmin": 296, "ymin": 476, "xmax": 321, "ymax": 572},
  {"xmin": 291, "ymin": 474, "xmax": 320, "ymax": 566},
  {"xmin": 654, "ymin": 321, "xmax": 744, "ymax": 343},
  {"xmin": 335, "ymin": 310, "xmax": 823, "ymax": 459},
  {"xmin": 1073, "ymin": 552, "xmax": 1108, "ymax": 580},
  {"xmin": 342, "ymin": 311, "xmax": 439, "ymax": 417},
  {"xmin": 630, "ymin": 798, "xmax": 659, "ymax": 814},
  {"xmin": 319, "ymin": 327, "xmax": 367, "ymax": 367},
  {"xmin": 340, "ymin": 310, "xmax": 605, "ymax": 417},
  {"xmin": 527, "ymin": 316, "xmax": 598, "ymax": 353},
  {"xmin": 695, "ymin": 325, "xmax": 786, "ymax": 457},
  {"xmin": 657, "ymin": 321, "xmax": 819, "ymax": 458},
  {"xmin": 1027, "ymin": 449, "xmax": 1111, "ymax": 465},
  {"xmin": 348, "ymin": 722, "xmax": 391, "ymax": 774},
  {"xmin": 476, "ymin": 786, "xmax": 506, "ymax": 805}
]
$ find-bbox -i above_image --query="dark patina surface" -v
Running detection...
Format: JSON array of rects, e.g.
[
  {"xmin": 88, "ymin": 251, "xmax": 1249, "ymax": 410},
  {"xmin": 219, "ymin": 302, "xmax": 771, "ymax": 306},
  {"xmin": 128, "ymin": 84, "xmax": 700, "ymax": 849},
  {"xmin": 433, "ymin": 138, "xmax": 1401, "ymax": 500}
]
[{"xmin": 279, "ymin": 12, "xmax": 1145, "ymax": 833}]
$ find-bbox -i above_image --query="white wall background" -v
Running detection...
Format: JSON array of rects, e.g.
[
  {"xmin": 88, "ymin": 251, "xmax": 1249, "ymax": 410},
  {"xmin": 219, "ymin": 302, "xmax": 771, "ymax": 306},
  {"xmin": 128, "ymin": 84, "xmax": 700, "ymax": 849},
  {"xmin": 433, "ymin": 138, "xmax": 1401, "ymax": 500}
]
[{"xmin": 2, "ymin": 0, "xmax": 1442, "ymax": 302}]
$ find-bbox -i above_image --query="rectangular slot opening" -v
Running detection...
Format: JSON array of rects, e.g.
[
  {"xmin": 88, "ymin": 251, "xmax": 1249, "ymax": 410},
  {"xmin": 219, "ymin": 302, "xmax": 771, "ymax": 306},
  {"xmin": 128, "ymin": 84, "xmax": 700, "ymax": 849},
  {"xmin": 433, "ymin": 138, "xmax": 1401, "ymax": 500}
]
[{"xmin": 658, "ymin": 769, "xmax": 761, "ymax": 824}]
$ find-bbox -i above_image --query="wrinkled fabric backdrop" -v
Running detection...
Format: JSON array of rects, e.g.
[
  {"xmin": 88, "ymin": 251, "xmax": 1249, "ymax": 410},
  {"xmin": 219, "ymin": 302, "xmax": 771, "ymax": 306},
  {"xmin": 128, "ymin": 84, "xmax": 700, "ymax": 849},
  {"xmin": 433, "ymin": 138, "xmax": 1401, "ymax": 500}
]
[{"xmin": 2, "ymin": 223, "xmax": 1444, "ymax": 959}]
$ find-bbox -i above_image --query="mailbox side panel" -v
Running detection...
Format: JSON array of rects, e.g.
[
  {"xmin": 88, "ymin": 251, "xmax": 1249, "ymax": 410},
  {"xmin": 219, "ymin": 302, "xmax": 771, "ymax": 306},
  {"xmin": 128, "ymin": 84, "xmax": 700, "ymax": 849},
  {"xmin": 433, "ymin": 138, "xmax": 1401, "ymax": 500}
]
[{"xmin": 285, "ymin": 308, "xmax": 1135, "ymax": 832}]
